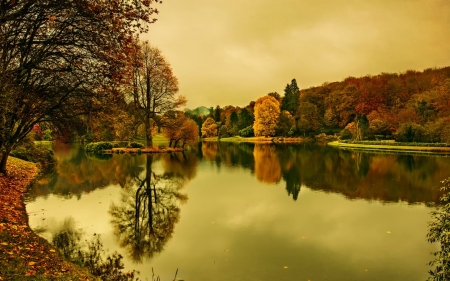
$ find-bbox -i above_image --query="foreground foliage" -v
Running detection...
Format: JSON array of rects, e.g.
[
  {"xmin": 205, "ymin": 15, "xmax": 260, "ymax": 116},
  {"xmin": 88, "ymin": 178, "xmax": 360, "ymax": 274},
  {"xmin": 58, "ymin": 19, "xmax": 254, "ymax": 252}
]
[{"xmin": 428, "ymin": 178, "xmax": 450, "ymax": 280}]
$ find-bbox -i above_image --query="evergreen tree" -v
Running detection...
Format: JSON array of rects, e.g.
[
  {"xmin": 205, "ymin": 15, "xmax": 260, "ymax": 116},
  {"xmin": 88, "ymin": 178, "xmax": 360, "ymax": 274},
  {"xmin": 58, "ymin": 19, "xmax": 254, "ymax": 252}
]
[
  {"xmin": 214, "ymin": 105, "xmax": 222, "ymax": 122},
  {"xmin": 281, "ymin": 79, "xmax": 300, "ymax": 114}
]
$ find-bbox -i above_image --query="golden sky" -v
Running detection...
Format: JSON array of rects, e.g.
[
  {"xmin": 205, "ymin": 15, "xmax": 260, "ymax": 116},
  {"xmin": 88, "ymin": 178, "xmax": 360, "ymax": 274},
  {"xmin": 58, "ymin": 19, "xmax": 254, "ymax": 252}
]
[{"xmin": 143, "ymin": 0, "xmax": 450, "ymax": 109}]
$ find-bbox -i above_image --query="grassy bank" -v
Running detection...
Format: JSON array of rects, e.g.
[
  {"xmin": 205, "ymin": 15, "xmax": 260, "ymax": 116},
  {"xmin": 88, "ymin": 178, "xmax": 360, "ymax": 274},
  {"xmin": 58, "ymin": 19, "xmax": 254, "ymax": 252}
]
[
  {"xmin": 0, "ymin": 157, "xmax": 92, "ymax": 280},
  {"xmin": 328, "ymin": 141, "xmax": 450, "ymax": 153}
]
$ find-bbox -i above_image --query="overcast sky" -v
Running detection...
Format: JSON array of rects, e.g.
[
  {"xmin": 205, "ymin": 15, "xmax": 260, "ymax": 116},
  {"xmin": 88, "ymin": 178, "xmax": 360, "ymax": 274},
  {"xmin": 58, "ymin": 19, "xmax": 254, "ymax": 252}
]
[{"xmin": 142, "ymin": 0, "xmax": 450, "ymax": 109}]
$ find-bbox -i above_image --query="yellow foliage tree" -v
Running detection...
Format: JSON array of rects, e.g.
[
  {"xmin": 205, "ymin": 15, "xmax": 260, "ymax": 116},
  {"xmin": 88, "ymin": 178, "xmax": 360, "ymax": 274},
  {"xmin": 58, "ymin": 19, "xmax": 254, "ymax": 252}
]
[
  {"xmin": 201, "ymin": 117, "xmax": 218, "ymax": 137},
  {"xmin": 253, "ymin": 95, "xmax": 280, "ymax": 137}
]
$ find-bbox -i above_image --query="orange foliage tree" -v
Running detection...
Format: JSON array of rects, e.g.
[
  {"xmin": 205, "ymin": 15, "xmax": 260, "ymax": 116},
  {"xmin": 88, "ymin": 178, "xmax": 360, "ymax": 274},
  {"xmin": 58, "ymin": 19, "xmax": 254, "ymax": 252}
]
[
  {"xmin": 162, "ymin": 112, "xmax": 199, "ymax": 148},
  {"xmin": 253, "ymin": 95, "xmax": 280, "ymax": 137}
]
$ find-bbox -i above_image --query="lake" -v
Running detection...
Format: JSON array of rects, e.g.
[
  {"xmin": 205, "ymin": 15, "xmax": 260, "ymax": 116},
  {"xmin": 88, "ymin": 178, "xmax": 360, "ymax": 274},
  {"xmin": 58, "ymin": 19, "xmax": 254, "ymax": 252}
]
[{"xmin": 26, "ymin": 142, "xmax": 450, "ymax": 281}]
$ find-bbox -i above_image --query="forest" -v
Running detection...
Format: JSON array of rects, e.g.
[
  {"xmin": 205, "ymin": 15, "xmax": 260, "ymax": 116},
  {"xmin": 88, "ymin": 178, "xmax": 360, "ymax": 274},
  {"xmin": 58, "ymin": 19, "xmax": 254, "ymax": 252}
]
[{"xmin": 190, "ymin": 67, "xmax": 450, "ymax": 143}]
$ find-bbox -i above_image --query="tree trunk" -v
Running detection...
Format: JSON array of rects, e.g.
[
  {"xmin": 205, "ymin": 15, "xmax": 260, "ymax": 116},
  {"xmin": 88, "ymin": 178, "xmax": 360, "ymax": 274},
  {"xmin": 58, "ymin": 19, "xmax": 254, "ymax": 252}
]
[
  {"xmin": 0, "ymin": 151, "xmax": 9, "ymax": 175},
  {"xmin": 145, "ymin": 119, "xmax": 153, "ymax": 148}
]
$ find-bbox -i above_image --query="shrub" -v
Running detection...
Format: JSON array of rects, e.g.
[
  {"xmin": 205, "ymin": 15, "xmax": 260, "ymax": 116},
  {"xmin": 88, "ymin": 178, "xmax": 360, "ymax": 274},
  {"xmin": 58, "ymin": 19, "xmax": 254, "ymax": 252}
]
[
  {"xmin": 11, "ymin": 139, "xmax": 56, "ymax": 170},
  {"xmin": 127, "ymin": 142, "xmax": 144, "ymax": 148},
  {"xmin": 85, "ymin": 142, "xmax": 113, "ymax": 153}
]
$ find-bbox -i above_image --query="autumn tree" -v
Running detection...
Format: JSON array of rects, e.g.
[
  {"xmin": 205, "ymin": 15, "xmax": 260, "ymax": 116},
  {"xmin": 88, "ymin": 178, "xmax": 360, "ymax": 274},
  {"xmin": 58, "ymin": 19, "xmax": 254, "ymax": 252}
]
[
  {"xmin": 162, "ymin": 112, "xmax": 199, "ymax": 148},
  {"xmin": 295, "ymin": 102, "xmax": 321, "ymax": 136},
  {"xmin": 253, "ymin": 95, "xmax": 280, "ymax": 137},
  {"xmin": 277, "ymin": 111, "xmax": 295, "ymax": 136},
  {"xmin": 0, "ymin": 0, "xmax": 161, "ymax": 174},
  {"xmin": 131, "ymin": 42, "xmax": 186, "ymax": 147},
  {"xmin": 201, "ymin": 117, "xmax": 218, "ymax": 137}
]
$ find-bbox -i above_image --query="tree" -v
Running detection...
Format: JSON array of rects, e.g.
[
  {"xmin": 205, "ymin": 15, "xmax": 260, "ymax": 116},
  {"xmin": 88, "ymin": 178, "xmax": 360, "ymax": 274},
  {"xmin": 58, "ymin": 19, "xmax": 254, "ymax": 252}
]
[
  {"xmin": 427, "ymin": 178, "xmax": 450, "ymax": 281},
  {"xmin": 162, "ymin": 112, "xmax": 199, "ymax": 148},
  {"xmin": 225, "ymin": 111, "xmax": 239, "ymax": 136},
  {"xmin": 214, "ymin": 105, "xmax": 222, "ymax": 122},
  {"xmin": 201, "ymin": 117, "xmax": 218, "ymax": 137},
  {"xmin": 131, "ymin": 42, "xmax": 186, "ymax": 147},
  {"xmin": 295, "ymin": 102, "xmax": 321, "ymax": 136},
  {"xmin": 268, "ymin": 92, "xmax": 281, "ymax": 103},
  {"xmin": 277, "ymin": 111, "xmax": 295, "ymax": 136},
  {"xmin": 355, "ymin": 114, "xmax": 369, "ymax": 141},
  {"xmin": 253, "ymin": 95, "xmax": 280, "ymax": 137},
  {"xmin": 395, "ymin": 123, "xmax": 428, "ymax": 142},
  {"xmin": 0, "ymin": 0, "xmax": 161, "ymax": 174},
  {"xmin": 281, "ymin": 79, "xmax": 300, "ymax": 114},
  {"xmin": 238, "ymin": 108, "xmax": 254, "ymax": 130}
]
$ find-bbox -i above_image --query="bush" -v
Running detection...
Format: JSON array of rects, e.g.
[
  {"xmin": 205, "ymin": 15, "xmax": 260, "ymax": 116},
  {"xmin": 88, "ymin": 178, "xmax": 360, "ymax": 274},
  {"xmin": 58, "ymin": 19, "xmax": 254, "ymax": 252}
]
[
  {"xmin": 11, "ymin": 139, "xmax": 56, "ymax": 170},
  {"xmin": 127, "ymin": 142, "xmax": 144, "ymax": 148},
  {"xmin": 85, "ymin": 142, "xmax": 113, "ymax": 153},
  {"xmin": 396, "ymin": 123, "xmax": 428, "ymax": 142}
]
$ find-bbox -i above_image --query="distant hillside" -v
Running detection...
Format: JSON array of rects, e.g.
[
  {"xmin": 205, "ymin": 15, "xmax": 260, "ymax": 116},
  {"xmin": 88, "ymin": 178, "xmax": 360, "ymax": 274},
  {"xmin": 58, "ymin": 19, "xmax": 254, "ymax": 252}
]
[{"xmin": 185, "ymin": 106, "xmax": 211, "ymax": 116}]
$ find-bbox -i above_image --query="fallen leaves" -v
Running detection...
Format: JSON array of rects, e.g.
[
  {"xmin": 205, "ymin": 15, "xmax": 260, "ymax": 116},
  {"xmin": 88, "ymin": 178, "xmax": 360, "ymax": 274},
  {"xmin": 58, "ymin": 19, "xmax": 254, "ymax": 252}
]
[{"xmin": 0, "ymin": 157, "xmax": 92, "ymax": 280}]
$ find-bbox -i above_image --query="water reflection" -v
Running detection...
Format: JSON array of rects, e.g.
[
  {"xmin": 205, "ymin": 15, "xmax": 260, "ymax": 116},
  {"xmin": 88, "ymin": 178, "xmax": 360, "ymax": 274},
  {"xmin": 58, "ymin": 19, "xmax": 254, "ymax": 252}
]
[
  {"xmin": 109, "ymin": 155, "xmax": 189, "ymax": 263},
  {"xmin": 28, "ymin": 143, "xmax": 145, "ymax": 199},
  {"xmin": 29, "ymin": 142, "xmax": 449, "ymax": 205},
  {"xmin": 200, "ymin": 142, "xmax": 448, "ymax": 204}
]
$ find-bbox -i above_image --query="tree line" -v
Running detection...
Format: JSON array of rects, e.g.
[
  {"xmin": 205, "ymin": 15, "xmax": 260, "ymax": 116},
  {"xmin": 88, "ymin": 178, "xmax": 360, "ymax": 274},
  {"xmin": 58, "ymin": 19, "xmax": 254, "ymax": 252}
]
[{"xmin": 194, "ymin": 67, "xmax": 450, "ymax": 142}]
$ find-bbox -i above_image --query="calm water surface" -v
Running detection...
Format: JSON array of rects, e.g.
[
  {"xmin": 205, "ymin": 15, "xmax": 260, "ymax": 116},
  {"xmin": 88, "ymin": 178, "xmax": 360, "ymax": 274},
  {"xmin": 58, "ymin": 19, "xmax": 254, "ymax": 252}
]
[{"xmin": 26, "ymin": 142, "xmax": 450, "ymax": 280}]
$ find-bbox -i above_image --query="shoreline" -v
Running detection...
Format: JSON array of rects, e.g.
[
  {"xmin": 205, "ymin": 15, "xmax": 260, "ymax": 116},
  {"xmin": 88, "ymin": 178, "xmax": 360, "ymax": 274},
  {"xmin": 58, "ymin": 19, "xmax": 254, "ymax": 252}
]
[
  {"xmin": 0, "ymin": 157, "xmax": 91, "ymax": 280},
  {"xmin": 202, "ymin": 136, "xmax": 317, "ymax": 143},
  {"xmin": 104, "ymin": 147, "xmax": 184, "ymax": 154},
  {"xmin": 328, "ymin": 141, "xmax": 450, "ymax": 154}
]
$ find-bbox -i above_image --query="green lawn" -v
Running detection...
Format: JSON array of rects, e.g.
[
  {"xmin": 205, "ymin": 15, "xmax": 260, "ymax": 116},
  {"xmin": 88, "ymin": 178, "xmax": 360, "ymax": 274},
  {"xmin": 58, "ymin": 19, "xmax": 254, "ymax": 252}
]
[{"xmin": 328, "ymin": 141, "xmax": 450, "ymax": 153}]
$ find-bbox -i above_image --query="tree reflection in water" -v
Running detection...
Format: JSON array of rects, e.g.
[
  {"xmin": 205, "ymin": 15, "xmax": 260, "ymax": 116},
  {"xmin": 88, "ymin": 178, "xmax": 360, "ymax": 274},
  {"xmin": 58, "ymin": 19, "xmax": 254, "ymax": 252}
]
[
  {"xmin": 110, "ymin": 155, "xmax": 188, "ymax": 263},
  {"xmin": 201, "ymin": 143, "xmax": 448, "ymax": 203},
  {"xmin": 51, "ymin": 217, "xmax": 139, "ymax": 280}
]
